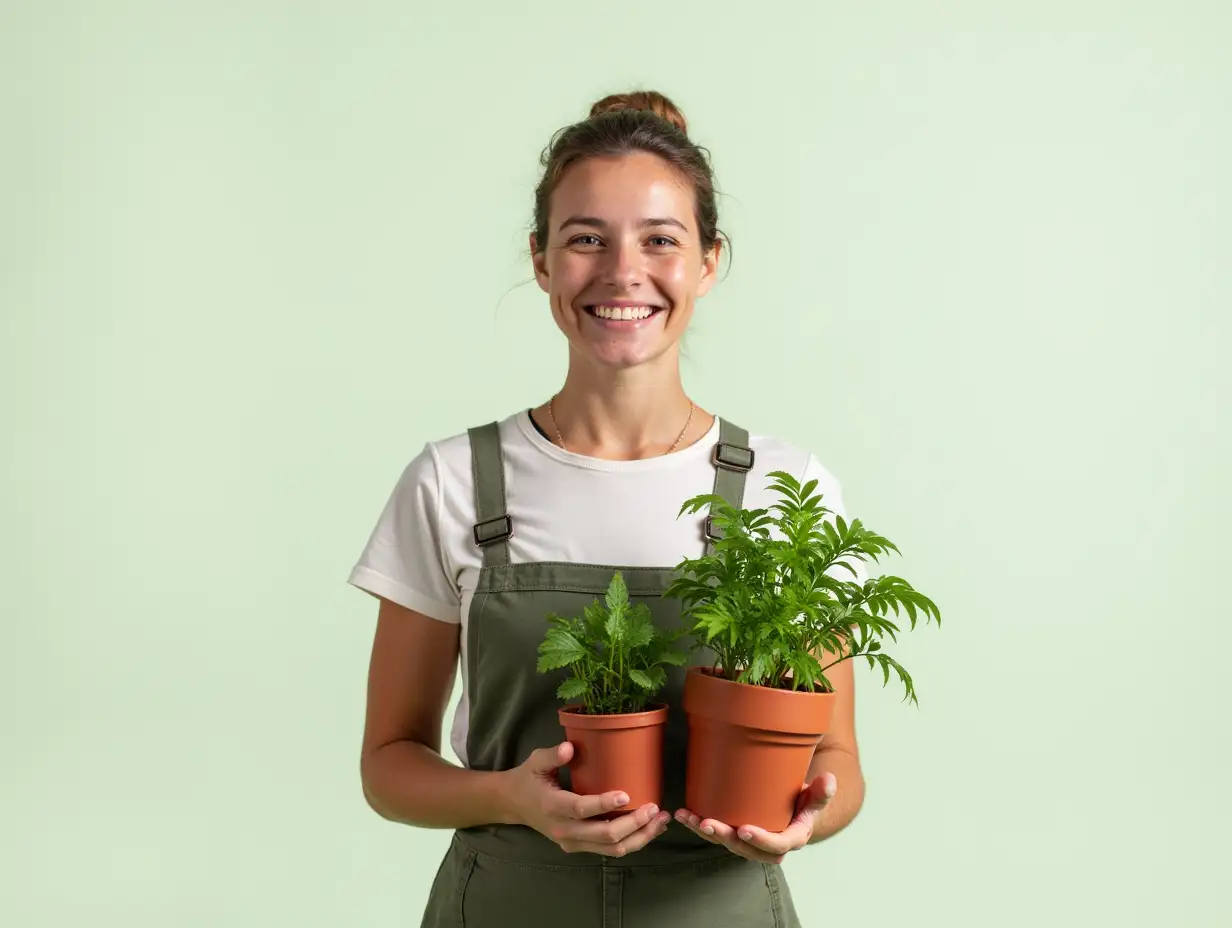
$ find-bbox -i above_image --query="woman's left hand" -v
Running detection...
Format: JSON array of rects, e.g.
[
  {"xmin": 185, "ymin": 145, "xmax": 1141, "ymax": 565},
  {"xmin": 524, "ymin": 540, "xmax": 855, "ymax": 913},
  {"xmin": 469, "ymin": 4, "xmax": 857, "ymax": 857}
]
[{"xmin": 674, "ymin": 773, "xmax": 838, "ymax": 864}]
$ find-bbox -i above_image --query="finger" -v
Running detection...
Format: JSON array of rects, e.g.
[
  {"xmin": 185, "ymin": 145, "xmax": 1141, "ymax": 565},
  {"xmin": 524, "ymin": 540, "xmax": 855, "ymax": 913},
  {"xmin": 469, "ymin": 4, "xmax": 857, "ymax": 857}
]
[
  {"xmin": 674, "ymin": 809, "xmax": 722, "ymax": 845},
  {"xmin": 556, "ymin": 788, "xmax": 632, "ymax": 821},
  {"xmin": 821, "ymin": 772, "xmax": 838, "ymax": 798},
  {"xmin": 526, "ymin": 741, "xmax": 573, "ymax": 777},
  {"xmin": 797, "ymin": 773, "xmax": 837, "ymax": 812},
  {"xmin": 785, "ymin": 774, "xmax": 836, "ymax": 830},
  {"xmin": 565, "ymin": 810, "xmax": 671, "ymax": 857},
  {"xmin": 736, "ymin": 821, "xmax": 810, "ymax": 856},
  {"xmin": 676, "ymin": 810, "xmax": 731, "ymax": 843},
  {"xmin": 674, "ymin": 811, "xmax": 783, "ymax": 864},
  {"xmin": 567, "ymin": 803, "xmax": 661, "ymax": 846},
  {"xmin": 699, "ymin": 818, "xmax": 784, "ymax": 864}
]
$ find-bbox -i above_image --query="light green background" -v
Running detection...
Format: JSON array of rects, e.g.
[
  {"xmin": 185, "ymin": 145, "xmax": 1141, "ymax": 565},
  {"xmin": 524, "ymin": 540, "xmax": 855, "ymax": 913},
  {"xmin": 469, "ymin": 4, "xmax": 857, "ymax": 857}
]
[{"xmin": 3, "ymin": 2, "xmax": 1228, "ymax": 925}]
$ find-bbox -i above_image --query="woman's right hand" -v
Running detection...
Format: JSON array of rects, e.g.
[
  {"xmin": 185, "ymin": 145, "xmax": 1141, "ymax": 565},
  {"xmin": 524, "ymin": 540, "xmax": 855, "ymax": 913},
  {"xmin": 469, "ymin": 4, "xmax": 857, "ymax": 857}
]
[{"xmin": 499, "ymin": 742, "xmax": 670, "ymax": 857}]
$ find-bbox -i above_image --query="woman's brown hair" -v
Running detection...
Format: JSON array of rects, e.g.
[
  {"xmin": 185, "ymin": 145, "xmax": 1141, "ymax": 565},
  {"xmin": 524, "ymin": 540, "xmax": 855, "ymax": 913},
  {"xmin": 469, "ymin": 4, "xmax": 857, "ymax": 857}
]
[{"xmin": 531, "ymin": 90, "xmax": 728, "ymax": 262}]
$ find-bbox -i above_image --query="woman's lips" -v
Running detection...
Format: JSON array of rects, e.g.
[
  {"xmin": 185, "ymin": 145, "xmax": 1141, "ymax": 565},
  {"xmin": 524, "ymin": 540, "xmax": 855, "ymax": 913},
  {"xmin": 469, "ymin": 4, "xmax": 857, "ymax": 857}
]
[{"xmin": 582, "ymin": 304, "xmax": 667, "ymax": 327}]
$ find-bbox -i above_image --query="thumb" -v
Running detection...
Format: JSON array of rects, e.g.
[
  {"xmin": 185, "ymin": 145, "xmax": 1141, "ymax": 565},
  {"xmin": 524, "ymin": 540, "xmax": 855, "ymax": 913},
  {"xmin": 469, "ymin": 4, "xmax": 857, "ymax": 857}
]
[
  {"xmin": 525, "ymin": 741, "xmax": 573, "ymax": 774},
  {"xmin": 796, "ymin": 773, "xmax": 837, "ymax": 816}
]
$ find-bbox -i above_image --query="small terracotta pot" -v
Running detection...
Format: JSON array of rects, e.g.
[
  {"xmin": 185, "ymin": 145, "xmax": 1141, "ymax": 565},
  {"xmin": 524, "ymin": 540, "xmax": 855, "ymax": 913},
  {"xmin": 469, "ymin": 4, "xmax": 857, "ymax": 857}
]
[
  {"xmin": 558, "ymin": 704, "xmax": 668, "ymax": 816},
  {"xmin": 683, "ymin": 667, "xmax": 836, "ymax": 832}
]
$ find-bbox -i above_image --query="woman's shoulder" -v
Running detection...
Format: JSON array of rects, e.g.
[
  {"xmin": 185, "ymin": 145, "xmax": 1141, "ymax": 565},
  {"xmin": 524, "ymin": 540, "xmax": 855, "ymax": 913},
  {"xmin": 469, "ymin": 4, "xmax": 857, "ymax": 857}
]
[
  {"xmin": 739, "ymin": 422, "xmax": 841, "ymax": 480},
  {"xmin": 739, "ymin": 424, "xmax": 851, "ymax": 513},
  {"xmin": 408, "ymin": 410, "xmax": 527, "ymax": 475},
  {"xmin": 388, "ymin": 411, "xmax": 533, "ymax": 503}
]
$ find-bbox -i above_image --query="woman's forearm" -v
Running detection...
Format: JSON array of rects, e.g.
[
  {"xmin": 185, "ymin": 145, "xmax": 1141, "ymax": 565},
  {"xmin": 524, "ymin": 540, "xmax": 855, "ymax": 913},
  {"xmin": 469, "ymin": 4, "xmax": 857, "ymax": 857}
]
[
  {"xmin": 361, "ymin": 739, "xmax": 517, "ymax": 829},
  {"xmin": 807, "ymin": 746, "xmax": 865, "ymax": 843}
]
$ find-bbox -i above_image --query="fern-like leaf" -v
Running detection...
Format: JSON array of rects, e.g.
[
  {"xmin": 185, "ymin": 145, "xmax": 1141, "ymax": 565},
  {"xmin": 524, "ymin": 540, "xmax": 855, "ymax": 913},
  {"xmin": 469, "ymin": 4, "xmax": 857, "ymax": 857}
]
[{"xmin": 665, "ymin": 470, "xmax": 939, "ymax": 705}]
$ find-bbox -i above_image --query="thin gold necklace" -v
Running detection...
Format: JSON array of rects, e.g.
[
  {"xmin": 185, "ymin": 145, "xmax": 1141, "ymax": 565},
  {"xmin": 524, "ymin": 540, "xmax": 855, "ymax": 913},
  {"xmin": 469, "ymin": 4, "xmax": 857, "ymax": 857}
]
[{"xmin": 546, "ymin": 395, "xmax": 695, "ymax": 456}]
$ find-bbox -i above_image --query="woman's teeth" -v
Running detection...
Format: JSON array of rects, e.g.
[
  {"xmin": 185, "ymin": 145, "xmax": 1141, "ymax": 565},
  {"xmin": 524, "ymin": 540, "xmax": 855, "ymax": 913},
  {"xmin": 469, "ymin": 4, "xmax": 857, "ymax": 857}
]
[{"xmin": 589, "ymin": 305, "xmax": 657, "ymax": 321}]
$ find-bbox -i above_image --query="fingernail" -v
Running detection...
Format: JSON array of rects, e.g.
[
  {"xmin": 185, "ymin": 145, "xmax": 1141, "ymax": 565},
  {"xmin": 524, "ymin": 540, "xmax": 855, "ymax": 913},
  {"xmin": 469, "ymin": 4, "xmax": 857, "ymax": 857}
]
[
  {"xmin": 648, "ymin": 805, "xmax": 659, "ymax": 816},
  {"xmin": 824, "ymin": 777, "xmax": 837, "ymax": 799},
  {"xmin": 614, "ymin": 794, "xmax": 629, "ymax": 806},
  {"xmin": 702, "ymin": 825, "xmax": 714, "ymax": 835},
  {"xmin": 738, "ymin": 829, "xmax": 752, "ymax": 841}
]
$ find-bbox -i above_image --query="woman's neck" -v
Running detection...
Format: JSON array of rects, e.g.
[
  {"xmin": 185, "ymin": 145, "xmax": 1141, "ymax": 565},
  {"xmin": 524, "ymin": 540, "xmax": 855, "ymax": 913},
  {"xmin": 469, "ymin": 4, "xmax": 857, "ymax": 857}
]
[{"xmin": 536, "ymin": 359, "xmax": 710, "ymax": 460}]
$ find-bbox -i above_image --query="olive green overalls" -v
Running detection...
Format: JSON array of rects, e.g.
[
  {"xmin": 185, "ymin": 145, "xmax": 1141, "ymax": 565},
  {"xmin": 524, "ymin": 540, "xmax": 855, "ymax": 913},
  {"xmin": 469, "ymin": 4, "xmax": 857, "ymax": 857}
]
[{"xmin": 419, "ymin": 418, "xmax": 802, "ymax": 928}]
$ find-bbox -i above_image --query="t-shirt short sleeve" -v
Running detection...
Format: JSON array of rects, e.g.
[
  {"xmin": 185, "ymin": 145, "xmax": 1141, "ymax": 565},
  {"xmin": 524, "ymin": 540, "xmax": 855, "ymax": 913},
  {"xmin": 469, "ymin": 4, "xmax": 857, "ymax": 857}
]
[{"xmin": 347, "ymin": 443, "xmax": 462, "ymax": 624}]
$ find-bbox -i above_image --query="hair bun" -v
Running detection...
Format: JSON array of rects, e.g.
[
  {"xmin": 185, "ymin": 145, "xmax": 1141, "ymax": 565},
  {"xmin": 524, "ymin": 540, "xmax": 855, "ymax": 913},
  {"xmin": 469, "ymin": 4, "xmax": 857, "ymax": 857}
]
[{"xmin": 589, "ymin": 90, "xmax": 688, "ymax": 135}]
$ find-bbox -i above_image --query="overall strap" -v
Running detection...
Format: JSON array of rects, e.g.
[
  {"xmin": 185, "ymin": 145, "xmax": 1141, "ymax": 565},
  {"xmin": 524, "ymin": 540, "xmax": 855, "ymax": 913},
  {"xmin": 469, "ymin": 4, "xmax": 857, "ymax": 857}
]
[
  {"xmin": 467, "ymin": 422, "xmax": 512, "ymax": 568},
  {"xmin": 705, "ymin": 419, "xmax": 754, "ymax": 554}
]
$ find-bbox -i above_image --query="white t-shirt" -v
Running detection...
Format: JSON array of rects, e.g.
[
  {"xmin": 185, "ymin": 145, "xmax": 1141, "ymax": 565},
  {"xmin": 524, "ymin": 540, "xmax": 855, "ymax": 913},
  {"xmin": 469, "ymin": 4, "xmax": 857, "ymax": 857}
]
[{"xmin": 347, "ymin": 409, "xmax": 861, "ymax": 765}]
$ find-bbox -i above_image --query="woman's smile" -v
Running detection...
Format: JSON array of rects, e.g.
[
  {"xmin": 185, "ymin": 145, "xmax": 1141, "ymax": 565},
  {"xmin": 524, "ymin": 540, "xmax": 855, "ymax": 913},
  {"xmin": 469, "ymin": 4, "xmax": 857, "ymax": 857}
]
[{"xmin": 581, "ymin": 302, "xmax": 668, "ymax": 330}]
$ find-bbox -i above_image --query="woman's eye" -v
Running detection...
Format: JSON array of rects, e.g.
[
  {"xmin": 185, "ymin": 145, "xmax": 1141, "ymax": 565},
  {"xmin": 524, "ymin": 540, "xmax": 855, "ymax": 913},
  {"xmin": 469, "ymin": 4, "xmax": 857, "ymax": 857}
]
[{"xmin": 567, "ymin": 234, "xmax": 678, "ymax": 248}]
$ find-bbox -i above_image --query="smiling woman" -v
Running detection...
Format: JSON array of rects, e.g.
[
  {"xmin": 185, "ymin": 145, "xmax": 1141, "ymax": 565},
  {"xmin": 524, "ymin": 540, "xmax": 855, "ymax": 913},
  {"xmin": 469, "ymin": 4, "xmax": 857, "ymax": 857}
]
[
  {"xmin": 348, "ymin": 90, "xmax": 866, "ymax": 928},
  {"xmin": 536, "ymin": 155, "xmax": 718, "ymax": 390}
]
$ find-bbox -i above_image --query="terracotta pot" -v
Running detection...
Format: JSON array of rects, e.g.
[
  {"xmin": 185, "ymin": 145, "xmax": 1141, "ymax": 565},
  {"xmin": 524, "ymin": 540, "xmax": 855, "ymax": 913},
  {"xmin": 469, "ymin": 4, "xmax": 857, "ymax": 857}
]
[
  {"xmin": 683, "ymin": 667, "xmax": 836, "ymax": 832},
  {"xmin": 558, "ymin": 704, "xmax": 668, "ymax": 816}
]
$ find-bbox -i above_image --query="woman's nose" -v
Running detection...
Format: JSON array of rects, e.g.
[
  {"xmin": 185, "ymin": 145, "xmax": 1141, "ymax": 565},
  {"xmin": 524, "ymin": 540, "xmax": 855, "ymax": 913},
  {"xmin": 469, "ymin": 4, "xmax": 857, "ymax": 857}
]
[{"xmin": 601, "ymin": 241, "xmax": 645, "ymax": 290}]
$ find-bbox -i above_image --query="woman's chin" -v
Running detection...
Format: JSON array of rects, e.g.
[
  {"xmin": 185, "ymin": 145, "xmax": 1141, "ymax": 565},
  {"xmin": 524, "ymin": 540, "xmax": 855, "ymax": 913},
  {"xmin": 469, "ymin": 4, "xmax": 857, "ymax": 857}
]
[{"xmin": 575, "ymin": 339, "xmax": 679, "ymax": 371}]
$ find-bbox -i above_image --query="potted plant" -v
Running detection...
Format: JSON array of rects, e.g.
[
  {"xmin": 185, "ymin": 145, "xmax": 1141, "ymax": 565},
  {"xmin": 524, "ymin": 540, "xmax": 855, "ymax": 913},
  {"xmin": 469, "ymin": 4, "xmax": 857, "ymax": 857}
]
[
  {"xmin": 665, "ymin": 470, "xmax": 940, "ymax": 832},
  {"xmin": 536, "ymin": 570, "xmax": 687, "ymax": 815}
]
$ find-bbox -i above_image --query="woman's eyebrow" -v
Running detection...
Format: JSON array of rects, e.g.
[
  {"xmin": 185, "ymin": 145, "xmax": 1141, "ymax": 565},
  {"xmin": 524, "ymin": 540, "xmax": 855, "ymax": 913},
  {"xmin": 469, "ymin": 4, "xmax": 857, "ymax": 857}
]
[{"xmin": 558, "ymin": 216, "xmax": 689, "ymax": 232}]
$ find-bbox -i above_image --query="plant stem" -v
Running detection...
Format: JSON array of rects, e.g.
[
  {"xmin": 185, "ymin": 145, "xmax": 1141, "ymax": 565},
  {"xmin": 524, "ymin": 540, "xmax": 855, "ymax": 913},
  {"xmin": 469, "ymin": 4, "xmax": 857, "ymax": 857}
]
[
  {"xmin": 618, "ymin": 643, "xmax": 624, "ymax": 713},
  {"xmin": 818, "ymin": 646, "xmax": 855, "ymax": 674}
]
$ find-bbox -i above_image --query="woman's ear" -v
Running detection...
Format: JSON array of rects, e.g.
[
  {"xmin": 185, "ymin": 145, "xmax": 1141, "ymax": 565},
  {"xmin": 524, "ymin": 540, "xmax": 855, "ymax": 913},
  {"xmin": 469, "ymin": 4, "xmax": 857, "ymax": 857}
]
[
  {"xmin": 697, "ymin": 240, "xmax": 722, "ymax": 298},
  {"xmin": 531, "ymin": 233, "xmax": 550, "ymax": 293}
]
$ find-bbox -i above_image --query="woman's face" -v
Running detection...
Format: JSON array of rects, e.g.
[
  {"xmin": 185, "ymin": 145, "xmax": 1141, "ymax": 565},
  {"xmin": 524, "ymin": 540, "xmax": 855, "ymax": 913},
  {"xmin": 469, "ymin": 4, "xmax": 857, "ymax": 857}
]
[{"xmin": 532, "ymin": 151, "xmax": 720, "ymax": 371}]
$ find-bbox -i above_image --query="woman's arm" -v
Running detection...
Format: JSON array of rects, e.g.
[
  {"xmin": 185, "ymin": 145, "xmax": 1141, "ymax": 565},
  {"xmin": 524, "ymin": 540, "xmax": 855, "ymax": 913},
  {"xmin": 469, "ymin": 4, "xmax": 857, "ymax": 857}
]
[
  {"xmin": 803, "ymin": 655, "xmax": 865, "ymax": 843},
  {"xmin": 359, "ymin": 597, "xmax": 515, "ymax": 829}
]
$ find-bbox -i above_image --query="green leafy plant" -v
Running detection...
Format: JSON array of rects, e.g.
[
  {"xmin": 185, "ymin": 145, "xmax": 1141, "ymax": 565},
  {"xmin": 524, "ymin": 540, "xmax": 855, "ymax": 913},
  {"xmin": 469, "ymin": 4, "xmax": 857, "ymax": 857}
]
[
  {"xmin": 536, "ymin": 571, "xmax": 688, "ymax": 715},
  {"xmin": 664, "ymin": 471, "xmax": 940, "ymax": 703}
]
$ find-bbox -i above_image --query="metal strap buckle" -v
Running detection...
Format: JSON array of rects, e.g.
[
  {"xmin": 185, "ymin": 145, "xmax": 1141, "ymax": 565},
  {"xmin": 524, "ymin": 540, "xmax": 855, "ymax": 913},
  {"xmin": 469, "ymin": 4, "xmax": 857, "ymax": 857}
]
[
  {"xmin": 703, "ymin": 516, "xmax": 724, "ymax": 542},
  {"xmin": 712, "ymin": 441, "xmax": 754, "ymax": 472},
  {"xmin": 473, "ymin": 515, "xmax": 513, "ymax": 547}
]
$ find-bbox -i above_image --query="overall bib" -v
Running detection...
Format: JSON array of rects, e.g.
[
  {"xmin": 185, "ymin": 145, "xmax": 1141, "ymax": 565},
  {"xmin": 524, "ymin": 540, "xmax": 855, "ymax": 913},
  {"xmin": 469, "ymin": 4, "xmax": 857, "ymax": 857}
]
[{"xmin": 420, "ymin": 419, "xmax": 802, "ymax": 928}]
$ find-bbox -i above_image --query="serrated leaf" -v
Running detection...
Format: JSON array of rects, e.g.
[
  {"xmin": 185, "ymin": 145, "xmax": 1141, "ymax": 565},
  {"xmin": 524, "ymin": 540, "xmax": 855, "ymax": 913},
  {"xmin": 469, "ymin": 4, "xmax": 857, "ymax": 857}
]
[
  {"xmin": 557, "ymin": 677, "xmax": 590, "ymax": 700},
  {"xmin": 536, "ymin": 628, "xmax": 587, "ymax": 672},
  {"xmin": 627, "ymin": 668, "xmax": 654, "ymax": 690},
  {"xmin": 625, "ymin": 609, "xmax": 655, "ymax": 649},
  {"xmin": 583, "ymin": 601, "xmax": 608, "ymax": 636},
  {"xmin": 605, "ymin": 571, "xmax": 629, "ymax": 614}
]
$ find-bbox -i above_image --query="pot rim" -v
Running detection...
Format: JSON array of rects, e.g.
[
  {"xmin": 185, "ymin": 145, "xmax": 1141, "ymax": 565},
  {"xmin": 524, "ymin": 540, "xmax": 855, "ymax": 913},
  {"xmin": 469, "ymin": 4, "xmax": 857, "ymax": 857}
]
[
  {"xmin": 557, "ymin": 702, "xmax": 669, "ymax": 730},
  {"xmin": 687, "ymin": 664, "xmax": 836, "ymax": 695},
  {"xmin": 683, "ymin": 666, "xmax": 835, "ymax": 735}
]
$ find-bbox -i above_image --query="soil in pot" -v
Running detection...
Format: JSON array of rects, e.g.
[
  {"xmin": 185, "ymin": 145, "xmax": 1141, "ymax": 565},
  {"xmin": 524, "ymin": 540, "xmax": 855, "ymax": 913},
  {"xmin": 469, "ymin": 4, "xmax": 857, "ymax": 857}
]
[
  {"xmin": 683, "ymin": 667, "xmax": 836, "ymax": 832},
  {"xmin": 558, "ymin": 704, "xmax": 668, "ymax": 817}
]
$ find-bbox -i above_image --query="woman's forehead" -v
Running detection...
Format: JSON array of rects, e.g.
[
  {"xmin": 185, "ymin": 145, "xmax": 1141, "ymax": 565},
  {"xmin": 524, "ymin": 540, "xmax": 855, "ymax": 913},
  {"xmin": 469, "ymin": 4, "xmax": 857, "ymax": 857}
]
[{"xmin": 552, "ymin": 155, "xmax": 694, "ymax": 222}]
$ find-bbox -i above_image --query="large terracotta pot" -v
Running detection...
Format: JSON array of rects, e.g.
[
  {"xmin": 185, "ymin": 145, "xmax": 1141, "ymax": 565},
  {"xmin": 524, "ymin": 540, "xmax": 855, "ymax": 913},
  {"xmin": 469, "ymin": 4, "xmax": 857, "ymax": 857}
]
[
  {"xmin": 683, "ymin": 667, "xmax": 836, "ymax": 831},
  {"xmin": 558, "ymin": 704, "xmax": 668, "ymax": 815}
]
